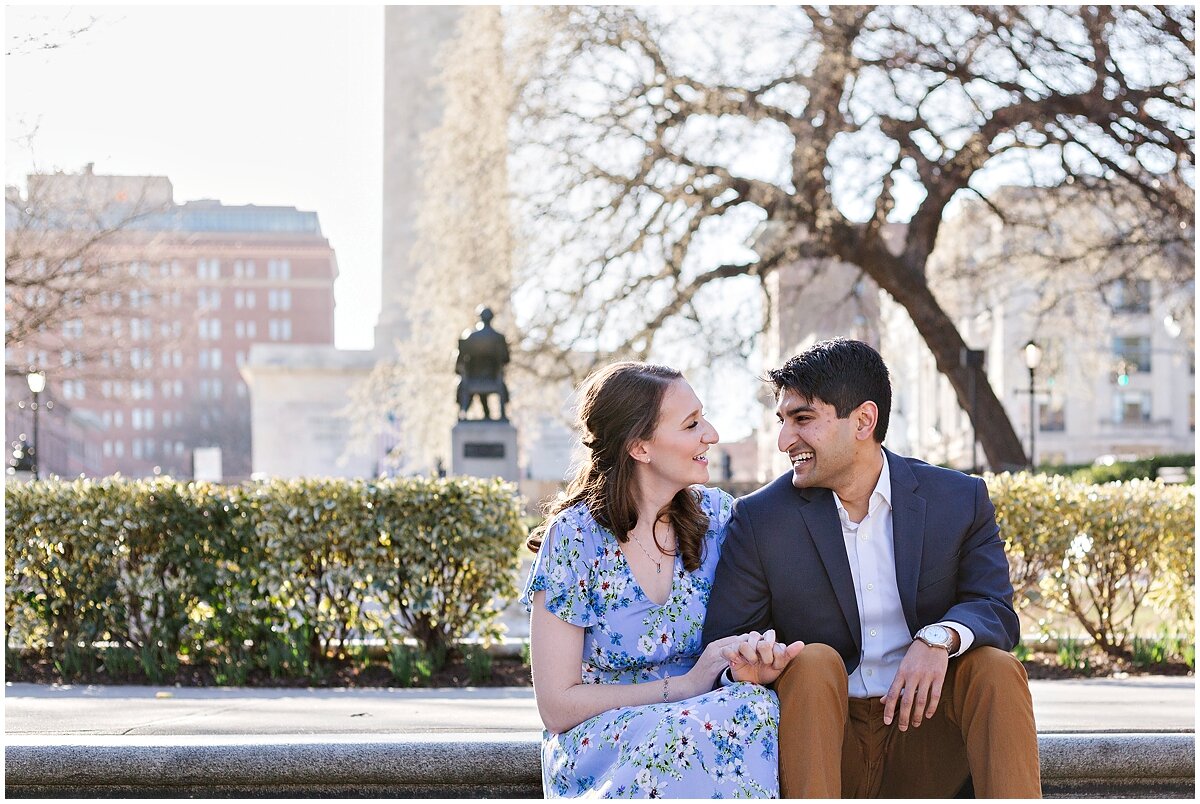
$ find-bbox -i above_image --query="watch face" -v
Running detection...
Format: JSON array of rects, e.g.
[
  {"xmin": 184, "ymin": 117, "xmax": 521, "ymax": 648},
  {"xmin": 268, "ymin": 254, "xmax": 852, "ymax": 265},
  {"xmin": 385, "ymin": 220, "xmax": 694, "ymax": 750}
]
[{"xmin": 922, "ymin": 625, "xmax": 950, "ymax": 645}]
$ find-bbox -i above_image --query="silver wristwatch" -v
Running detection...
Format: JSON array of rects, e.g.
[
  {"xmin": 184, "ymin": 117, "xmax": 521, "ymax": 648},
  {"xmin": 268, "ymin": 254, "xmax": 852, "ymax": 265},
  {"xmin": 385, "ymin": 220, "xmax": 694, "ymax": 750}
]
[{"xmin": 915, "ymin": 624, "xmax": 955, "ymax": 652}]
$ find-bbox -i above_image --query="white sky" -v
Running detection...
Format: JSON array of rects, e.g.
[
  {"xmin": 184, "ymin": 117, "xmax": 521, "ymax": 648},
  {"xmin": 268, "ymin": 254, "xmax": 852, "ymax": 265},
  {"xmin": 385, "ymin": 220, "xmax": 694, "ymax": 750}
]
[{"xmin": 5, "ymin": 4, "xmax": 385, "ymax": 351}]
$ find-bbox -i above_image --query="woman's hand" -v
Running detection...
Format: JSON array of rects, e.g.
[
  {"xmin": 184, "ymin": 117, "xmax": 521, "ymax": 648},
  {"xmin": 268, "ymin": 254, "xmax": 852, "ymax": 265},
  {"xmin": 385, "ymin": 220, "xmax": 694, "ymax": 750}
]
[
  {"xmin": 680, "ymin": 634, "xmax": 744, "ymax": 697},
  {"xmin": 723, "ymin": 629, "xmax": 805, "ymax": 686}
]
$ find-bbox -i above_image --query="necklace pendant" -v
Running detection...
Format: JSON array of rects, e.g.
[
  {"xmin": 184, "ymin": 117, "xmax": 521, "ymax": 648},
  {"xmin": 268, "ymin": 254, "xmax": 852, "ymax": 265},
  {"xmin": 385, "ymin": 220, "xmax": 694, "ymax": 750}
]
[{"xmin": 655, "ymin": 563, "xmax": 662, "ymax": 574}]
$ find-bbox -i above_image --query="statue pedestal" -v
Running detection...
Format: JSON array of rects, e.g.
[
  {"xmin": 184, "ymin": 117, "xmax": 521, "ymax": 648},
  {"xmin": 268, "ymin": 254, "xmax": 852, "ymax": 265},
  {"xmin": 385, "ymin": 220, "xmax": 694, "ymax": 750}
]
[{"xmin": 451, "ymin": 419, "xmax": 519, "ymax": 482}]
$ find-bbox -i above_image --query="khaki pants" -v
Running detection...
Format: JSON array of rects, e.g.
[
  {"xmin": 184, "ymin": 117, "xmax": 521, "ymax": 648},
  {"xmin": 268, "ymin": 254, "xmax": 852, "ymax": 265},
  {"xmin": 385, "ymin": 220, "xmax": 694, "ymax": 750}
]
[{"xmin": 776, "ymin": 644, "xmax": 1041, "ymax": 798}]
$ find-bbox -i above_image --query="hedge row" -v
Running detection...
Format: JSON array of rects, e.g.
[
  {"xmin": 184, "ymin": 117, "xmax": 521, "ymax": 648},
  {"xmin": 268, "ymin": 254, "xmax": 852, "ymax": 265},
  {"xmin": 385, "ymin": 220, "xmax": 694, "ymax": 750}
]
[
  {"xmin": 988, "ymin": 473, "xmax": 1194, "ymax": 657},
  {"xmin": 4, "ymin": 476, "xmax": 526, "ymax": 680},
  {"xmin": 4, "ymin": 472, "xmax": 1193, "ymax": 681},
  {"xmin": 1036, "ymin": 452, "xmax": 1194, "ymax": 485}
]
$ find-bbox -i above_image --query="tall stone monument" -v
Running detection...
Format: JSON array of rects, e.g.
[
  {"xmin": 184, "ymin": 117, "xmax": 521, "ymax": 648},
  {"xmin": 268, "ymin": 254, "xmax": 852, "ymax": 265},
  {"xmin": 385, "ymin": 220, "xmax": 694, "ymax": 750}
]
[{"xmin": 451, "ymin": 306, "xmax": 519, "ymax": 481}]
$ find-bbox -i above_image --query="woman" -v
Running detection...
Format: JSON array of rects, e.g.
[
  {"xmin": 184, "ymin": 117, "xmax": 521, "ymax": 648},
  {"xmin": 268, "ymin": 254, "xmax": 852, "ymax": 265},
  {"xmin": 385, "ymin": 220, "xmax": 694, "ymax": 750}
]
[{"xmin": 521, "ymin": 362, "xmax": 801, "ymax": 798}]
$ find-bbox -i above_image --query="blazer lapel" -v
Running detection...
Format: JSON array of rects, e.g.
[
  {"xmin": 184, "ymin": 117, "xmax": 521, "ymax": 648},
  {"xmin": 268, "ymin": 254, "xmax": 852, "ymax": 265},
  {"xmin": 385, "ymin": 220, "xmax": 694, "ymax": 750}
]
[
  {"xmin": 799, "ymin": 487, "xmax": 862, "ymax": 648},
  {"xmin": 887, "ymin": 449, "xmax": 926, "ymax": 633}
]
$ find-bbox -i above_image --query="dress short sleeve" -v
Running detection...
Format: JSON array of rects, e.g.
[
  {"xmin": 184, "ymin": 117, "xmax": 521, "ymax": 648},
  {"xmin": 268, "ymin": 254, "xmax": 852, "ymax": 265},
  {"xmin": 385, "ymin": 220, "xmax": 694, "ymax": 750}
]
[
  {"xmin": 701, "ymin": 486, "xmax": 735, "ymax": 539},
  {"xmin": 519, "ymin": 509, "xmax": 598, "ymax": 627}
]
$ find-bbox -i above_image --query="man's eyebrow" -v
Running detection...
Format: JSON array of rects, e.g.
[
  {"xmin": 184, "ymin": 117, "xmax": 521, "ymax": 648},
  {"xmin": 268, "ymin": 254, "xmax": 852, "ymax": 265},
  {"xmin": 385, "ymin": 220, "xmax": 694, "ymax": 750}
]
[{"xmin": 780, "ymin": 403, "xmax": 815, "ymax": 418}]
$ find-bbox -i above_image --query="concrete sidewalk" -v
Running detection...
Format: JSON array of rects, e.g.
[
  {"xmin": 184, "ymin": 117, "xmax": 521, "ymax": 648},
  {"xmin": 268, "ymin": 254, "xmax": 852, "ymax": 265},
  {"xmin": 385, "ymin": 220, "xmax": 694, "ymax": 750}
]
[{"xmin": 5, "ymin": 675, "xmax": 1193, "ymax": 736}]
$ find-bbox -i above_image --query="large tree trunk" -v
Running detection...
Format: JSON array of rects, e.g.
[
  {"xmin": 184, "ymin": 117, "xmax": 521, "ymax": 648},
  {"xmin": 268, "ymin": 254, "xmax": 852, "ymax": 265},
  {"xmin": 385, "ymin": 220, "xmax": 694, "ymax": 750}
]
[{"xmin": 872, "ymin": 259, "xmax": 1029, "ymax": 471}]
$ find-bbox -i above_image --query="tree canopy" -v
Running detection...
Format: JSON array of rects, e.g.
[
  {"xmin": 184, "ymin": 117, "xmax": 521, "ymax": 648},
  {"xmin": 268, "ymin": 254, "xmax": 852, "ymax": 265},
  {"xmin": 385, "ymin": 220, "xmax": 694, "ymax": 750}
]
[{"xmin": 508, "ymin": 4, "xmax": 1194, "ymax": 469}]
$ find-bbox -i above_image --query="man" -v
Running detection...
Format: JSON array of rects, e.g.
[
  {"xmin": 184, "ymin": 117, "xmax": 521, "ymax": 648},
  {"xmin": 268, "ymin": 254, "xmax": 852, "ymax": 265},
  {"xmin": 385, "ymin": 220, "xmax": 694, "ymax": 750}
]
[{"xmin": 703, "ymin": 338, "xmax": 1040, "ymax": 798}]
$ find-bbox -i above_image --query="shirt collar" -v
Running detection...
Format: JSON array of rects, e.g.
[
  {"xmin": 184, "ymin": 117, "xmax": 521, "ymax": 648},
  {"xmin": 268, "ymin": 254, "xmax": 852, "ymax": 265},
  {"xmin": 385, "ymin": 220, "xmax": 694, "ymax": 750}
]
[{"xmin": 833, "ymin": 449, "xmax": 892, "ymax": 520}]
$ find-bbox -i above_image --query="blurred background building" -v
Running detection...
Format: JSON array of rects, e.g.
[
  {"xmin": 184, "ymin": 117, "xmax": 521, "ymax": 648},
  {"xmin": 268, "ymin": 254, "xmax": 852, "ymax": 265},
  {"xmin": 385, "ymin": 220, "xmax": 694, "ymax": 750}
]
[{"xmin": 5, "ymin": 166, "xmax": 337, "ymax": 481}]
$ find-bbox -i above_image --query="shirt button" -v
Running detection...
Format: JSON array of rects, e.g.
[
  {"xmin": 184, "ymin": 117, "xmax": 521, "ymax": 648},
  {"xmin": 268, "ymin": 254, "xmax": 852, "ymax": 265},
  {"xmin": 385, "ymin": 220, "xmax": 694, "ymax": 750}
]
[
  {"xmin": 869, "ymin": 629, "xmax": 878, "ymax": 637},
  {"xmin": 865, "ymin": 669, "xmax": 874, "ymax": 676},
  {"xmin": 866, "ymin": 583, "xmax": 874, "ymax": 591}
]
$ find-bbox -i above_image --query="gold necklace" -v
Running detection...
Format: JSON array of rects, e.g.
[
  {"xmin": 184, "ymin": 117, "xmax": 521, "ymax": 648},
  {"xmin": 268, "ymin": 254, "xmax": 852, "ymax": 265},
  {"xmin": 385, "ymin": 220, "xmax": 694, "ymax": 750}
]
[{"xmin": 628, "ymin": 528, "xmax": 674, "ymax": 574}]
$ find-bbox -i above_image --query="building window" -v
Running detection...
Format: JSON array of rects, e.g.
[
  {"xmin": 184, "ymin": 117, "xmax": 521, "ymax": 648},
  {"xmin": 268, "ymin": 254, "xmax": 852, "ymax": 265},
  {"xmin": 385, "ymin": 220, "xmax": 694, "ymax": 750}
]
[
  {"xmin": 235, "ymin": 321, "xmax": 245, "ymax": 339},
  {"xmin": 246, "ymin": 290, "xmax": 256, "ymax": 309},
  {"xmin": 114, "ymin": 410, "xmax": 124, "ymax": 428},
  {"xmin": 245, "ymin": 260, "xmax": 256, "ymax": 278},
  {"xmin": 103, "ymin": 440, "xmax": 113, "ymax": 458},
  {"xmin": 199, "ymin": 318, "xmax": 222, "ymax": 340},
  {"xmin": 197, "ymin": 259, "xmax": 221, "ymax": 280},
  {"xmin": 1105, "ymin": 279, "xmax": 1152, "ymax": 314},
  {"xmin": 1038, "ymin": 398, "xmax": 1065, "ymax": 432},
  {"xmin": 1113, "ymin": 336, "xmax": 1152, "ymax": 374},
  {"xmin": 115, "ymin": 440, "xmax": 125, "ymax": 458},
  {"xmin": 1113, "ymin": 390, "xmax": 1152, "ymax": 424}
]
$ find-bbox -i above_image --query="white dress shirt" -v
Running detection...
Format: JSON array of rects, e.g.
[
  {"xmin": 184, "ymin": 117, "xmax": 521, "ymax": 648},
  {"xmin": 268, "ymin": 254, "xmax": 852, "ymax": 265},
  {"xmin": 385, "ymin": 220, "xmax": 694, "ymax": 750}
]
[{"xmin": 834, "ymin": 451, "xmax": 973, "ymax": 698}]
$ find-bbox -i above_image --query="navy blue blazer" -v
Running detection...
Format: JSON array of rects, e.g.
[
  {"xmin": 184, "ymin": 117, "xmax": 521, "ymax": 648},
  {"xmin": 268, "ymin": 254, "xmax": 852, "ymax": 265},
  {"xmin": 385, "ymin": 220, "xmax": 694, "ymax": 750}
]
[{"xmin": 702, "ymin": 449, "xmax": 1019, "ymax": 675}]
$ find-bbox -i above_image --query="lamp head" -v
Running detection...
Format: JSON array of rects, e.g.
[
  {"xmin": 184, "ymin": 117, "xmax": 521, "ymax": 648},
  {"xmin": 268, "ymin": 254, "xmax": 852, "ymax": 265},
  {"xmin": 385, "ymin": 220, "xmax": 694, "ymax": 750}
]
[
  {"xmin": 1023, "ymin": 341, "xmax": 1042, "ymax": 371},
  {"xmin": 26, "ymin": 371, "xmax": 46, "ymax": 394}
]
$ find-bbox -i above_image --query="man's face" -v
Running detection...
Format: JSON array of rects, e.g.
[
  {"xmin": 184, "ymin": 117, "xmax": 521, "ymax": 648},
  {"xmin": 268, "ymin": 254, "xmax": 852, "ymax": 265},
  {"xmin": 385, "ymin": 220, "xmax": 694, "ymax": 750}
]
[{"xmin": 775, "ymin": 388, "xmax": 863, "ymax": 493}]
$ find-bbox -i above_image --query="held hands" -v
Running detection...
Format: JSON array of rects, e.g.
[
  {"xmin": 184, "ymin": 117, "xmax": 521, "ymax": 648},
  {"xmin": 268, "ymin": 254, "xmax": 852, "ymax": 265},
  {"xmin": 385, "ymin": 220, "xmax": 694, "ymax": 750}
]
[
  {"xmin": 882, "ymin": 640, "xmax": 949, "ymax": 731},
  {"xmin": 681, "ymin": 634, "xmax": 747, "ymax": 698},
  {"xmin": 722, "ymin": 629, "xmax": 805, "ymax": 686}
]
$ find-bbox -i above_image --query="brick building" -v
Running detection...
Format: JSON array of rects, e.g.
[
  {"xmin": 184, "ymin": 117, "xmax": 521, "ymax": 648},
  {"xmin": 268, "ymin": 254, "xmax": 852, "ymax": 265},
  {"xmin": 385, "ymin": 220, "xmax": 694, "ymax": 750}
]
[{"xmin": 5, "ymin": 168, "xmax": 337, "ymax": 481}]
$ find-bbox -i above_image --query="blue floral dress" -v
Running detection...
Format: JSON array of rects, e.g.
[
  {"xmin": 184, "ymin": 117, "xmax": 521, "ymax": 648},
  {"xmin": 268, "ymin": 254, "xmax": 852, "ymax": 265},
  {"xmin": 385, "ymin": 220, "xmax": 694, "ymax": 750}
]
[{"xmin": 521, "ymin": 486, "xmax": 781, "ymax": 798}]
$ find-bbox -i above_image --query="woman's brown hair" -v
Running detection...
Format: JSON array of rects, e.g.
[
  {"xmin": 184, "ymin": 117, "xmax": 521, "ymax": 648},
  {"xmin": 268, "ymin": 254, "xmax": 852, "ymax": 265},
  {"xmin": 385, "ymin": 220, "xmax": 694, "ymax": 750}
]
[{"xmin": 525, "ymin": 361, "xmax": 710, "ymax": 572}]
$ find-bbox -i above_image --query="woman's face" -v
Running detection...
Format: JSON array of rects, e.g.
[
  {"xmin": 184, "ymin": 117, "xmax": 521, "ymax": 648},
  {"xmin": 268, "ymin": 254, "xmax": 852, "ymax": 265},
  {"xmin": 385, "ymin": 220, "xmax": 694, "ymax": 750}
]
[{"xmin": 637, "ymin": 379, "xmax": 720, "ymax": 491}]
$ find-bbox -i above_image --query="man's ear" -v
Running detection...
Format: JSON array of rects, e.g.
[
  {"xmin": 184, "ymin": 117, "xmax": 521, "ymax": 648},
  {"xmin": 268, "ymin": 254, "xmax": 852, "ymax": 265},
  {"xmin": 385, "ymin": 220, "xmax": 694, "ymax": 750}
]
[
  {"xmin": 628, "ymin": 439, "xmax": 651, "ymax": 464},
  {"xmin": 854, "ymin": 401, "xmax": 879, "ymax": 442}
]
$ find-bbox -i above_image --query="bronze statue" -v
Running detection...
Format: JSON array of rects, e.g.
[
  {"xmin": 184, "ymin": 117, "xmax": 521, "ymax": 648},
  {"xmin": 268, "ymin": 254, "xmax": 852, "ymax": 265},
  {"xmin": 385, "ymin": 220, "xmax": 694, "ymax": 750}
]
[{"xmin": 456, "ymin": 306, "xmax": 510, "ymax": 421}]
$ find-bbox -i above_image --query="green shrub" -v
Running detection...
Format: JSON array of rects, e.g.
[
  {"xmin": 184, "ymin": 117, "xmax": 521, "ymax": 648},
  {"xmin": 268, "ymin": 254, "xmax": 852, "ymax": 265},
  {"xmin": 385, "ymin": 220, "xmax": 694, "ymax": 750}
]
[
  {"xmin": 1056, "ymin": 635, "xmax": 1092, "ymax": 673},
  {"xmin": 5, "ymin": 475, "xmax": 526, "ymax": 682},
  {"xmin": 464, "ymin": 644, "xmax": 493, "ymax": 684},
  {"xmin": 988, "ymin": 472, "xmax": 1195, "ymax": 659},
  {"xmin": 388, "ymin": 643, "xmax": 435, "ymax": 687},
  {"xmin": 1038, "ymin": 453, "xmax": 1194, "ymax": 484},
  {"xmin": 367, "ymin": 476, "xmax": 527, "ymax": 657}
]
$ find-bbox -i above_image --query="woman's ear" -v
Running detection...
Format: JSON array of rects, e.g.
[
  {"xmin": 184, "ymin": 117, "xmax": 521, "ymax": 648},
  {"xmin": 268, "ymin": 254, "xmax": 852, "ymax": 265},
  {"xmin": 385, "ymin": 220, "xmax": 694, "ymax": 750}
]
[{"xmin": 628, "ymin": 439, "xmax": 651, "ymax": 464}]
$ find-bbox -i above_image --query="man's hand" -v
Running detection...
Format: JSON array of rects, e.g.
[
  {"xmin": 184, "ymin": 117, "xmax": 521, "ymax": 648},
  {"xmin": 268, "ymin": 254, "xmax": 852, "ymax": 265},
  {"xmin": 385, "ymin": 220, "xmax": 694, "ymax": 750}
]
[
  {"xmin": 721, "ymin": 629, "xmax": 805, "ymax": 686},
  {"xmin": 882, "ymin": 640, "xmax": 950, "ymax": 731}
]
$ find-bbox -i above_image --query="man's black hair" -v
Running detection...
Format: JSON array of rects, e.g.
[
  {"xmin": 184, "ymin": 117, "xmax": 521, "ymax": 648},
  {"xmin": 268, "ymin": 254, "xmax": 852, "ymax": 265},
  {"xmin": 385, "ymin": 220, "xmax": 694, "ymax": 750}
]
[{"xmin": 766, "ymin": 338, "xmax": 892, "ymax": 443}]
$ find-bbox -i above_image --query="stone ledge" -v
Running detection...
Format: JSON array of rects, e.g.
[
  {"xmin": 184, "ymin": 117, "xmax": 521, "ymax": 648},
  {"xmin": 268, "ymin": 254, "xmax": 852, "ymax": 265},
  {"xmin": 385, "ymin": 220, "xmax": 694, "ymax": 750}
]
[{"xmin": 4, "ymin": 732, "xmax": 1193, "ymax": 798}]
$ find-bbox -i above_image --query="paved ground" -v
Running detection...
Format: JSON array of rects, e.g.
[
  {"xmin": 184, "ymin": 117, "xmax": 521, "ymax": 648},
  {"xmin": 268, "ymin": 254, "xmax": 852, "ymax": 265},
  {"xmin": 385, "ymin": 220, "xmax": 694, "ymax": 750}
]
[{"xmin": 4, "ymin": 675, "xmax": 1193, "ymax": 737}]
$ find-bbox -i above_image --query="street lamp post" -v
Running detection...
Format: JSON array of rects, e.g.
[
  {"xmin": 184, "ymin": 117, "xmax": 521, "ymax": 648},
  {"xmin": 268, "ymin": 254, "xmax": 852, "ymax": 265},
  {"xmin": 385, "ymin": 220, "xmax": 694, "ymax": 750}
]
[
  {"xmin": 960, "ymin": 348, "xmax": 985, "ymax": 473},
  {"xmin": 1023, "ymin": 342, "xmax": 1042, "ymax": 471},
  {"xmin": 26, "ymin": 371, "xmax": 46, "ymax": 480}
]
